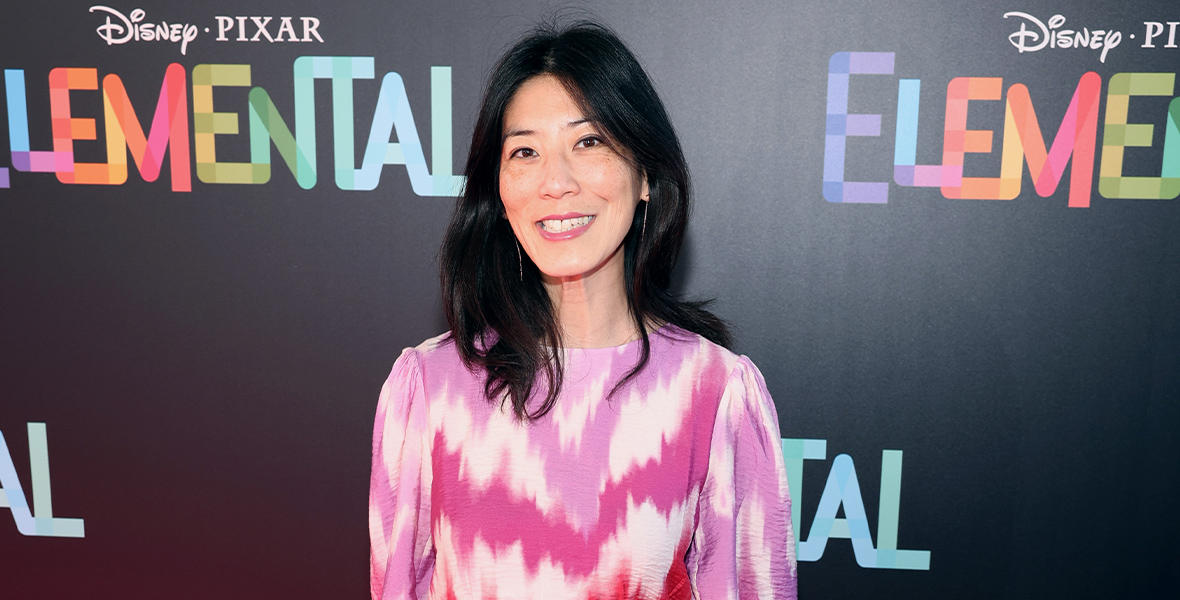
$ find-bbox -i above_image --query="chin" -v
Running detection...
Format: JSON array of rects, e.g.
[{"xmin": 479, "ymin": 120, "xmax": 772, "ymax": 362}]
[
  {"xmin": 539, "ymin": 258, "xmax": 614, "ymax": 280},
  {"xmin": 538, "ymin": 266, "xmax": 590, "ymax": 279}
]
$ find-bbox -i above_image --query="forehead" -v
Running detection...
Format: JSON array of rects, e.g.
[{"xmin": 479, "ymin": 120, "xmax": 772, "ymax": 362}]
[{"xmin": 503, "ymin": 75, "xmax": 585, "ymax": 128}]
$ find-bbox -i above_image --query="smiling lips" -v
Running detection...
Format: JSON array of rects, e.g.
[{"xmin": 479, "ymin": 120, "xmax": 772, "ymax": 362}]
[{"xmin": 537, "ymin": 214, "xmax": 595, "ymax": 240}]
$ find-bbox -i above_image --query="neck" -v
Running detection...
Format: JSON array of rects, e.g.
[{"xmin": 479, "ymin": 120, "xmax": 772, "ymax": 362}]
[{"xmin": 543, "ymin": 247, "xmax": 638, "ymax": 348}]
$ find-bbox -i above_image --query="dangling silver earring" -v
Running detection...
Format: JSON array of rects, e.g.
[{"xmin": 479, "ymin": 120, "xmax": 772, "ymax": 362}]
[
  {"xmin": 516, "ymin": 239, "xmax": 523, "ymax": 282},
  {"xmin": 641, "ymin": 201, "xmax": 649, "ymax": 243}
]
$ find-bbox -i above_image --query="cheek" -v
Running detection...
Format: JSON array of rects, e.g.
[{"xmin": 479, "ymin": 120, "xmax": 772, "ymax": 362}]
[
  {"xmin": 498, "ymin": 166, "xmax": 527, "ymax": 212},
  {"xmin": 498, "ymin": 171, "xmax": 534, "ymax": 239},
  {"xmin": 499, "ymin": 160, "xmax": 543, "ymax": 200},
  {"xmin": 579, "ymin": 157, "xmax": 637, "ymax": 197}
]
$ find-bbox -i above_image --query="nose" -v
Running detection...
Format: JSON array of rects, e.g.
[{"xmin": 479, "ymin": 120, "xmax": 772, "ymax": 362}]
[{"xmin": 538, "ymin": 151, "xmax": 579, "ymax": 199}]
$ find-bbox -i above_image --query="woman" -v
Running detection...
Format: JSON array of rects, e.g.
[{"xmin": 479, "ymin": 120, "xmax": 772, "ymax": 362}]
[{"xmin": 370, "ymin": 21, "xmax": 797, "ymax": 600}]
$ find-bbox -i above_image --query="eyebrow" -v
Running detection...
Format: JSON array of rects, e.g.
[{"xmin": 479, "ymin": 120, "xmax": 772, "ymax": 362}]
[{"xmin": 502, "ymin": 118, "xmax": 595, "ymax": 143}]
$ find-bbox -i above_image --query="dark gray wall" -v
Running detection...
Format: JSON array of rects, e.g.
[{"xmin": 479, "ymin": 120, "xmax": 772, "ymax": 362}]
[{"xmin": 0, "ymin": 0, "xmax": 1175, "ymax": 597}]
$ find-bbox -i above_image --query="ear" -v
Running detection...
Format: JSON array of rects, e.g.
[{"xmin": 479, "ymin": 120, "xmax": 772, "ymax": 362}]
[{"xmin": 640, "ymin": 175, "xmax": 650, "ymax": 202}]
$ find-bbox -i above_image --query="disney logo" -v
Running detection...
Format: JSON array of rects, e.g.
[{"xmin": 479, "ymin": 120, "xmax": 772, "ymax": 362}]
[
  {"xmin": 90, "ymin": 5, "xmax": 198, "ymax": 55},
  {"xmin": 1003, "ymin": 11, "xmax": 1121, "ymax": 63}
]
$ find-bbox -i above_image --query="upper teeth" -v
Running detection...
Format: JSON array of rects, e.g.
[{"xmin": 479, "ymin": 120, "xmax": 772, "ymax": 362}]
[{"xmin": 540, "ymin": 216, "xmax": 593, "ymax": 232}]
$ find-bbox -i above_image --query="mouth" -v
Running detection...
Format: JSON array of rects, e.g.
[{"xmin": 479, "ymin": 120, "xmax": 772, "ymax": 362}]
[{"xmin": 538, "ymin": 215, "xmax": 594, "ymax": 233}]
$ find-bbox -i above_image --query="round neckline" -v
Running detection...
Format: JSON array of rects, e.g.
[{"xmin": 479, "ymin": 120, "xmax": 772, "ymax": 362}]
[{"xmin": 562, "ymin": 323, "xmax": 671, "ymax": 352}]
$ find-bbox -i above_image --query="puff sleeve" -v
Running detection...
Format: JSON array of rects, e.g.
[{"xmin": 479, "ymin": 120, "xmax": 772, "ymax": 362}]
[
  {"xmin": 369, "ymin": 349, "xmax": 435, "ymax": 600},
  {"xmin": 688, "ymin": 356, "xmax": 798, "ymax": 599}
]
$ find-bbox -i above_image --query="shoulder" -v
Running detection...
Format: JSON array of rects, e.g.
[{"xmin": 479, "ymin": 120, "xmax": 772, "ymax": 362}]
[
  {"xmin": 381, "ymin": 332, "xmax": 463, "ymax": 396},
  {"xmin": 389, "ymin": 331, "xmax": 463, "ymax": 376},
  {"xmin": 652, "ymin": 323, "xmax": 757, "ymax": 382},
  {"xmin": 407, "ymin": 331, "xmax": 457, "ymax": 360},
  {"xmin": 656, "ymin": 325, "xmax": 776, "ymax": 417},
  {"xmin": 382, "ymin": 331, "xmax": 487, "ymax": 412},
  {"xmin": 652, "ymin": 323, "xmax": 728, "ymax": 356},
  {"xmin": 648, "ymin": 325, "xmax": 773, "ymax": 413}
]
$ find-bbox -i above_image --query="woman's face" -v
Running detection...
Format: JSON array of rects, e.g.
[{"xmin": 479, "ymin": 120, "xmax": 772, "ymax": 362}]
[{"xmin": 499, "ymin": 75, "xmax": 648, "ymax": 284}]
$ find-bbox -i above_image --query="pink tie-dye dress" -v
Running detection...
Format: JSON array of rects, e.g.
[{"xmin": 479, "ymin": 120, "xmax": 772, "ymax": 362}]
[{"xmin": 369, "ymin": 325, "xmax": 798, "ymax": 599}]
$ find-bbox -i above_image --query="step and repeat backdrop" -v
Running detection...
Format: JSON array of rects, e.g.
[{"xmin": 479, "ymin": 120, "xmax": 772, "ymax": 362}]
[{"xmin": 1, "ymin": 0, "xmax": 1176, "ymax": 597}]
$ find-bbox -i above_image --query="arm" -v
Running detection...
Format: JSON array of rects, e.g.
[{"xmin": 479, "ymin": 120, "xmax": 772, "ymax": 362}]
[
  {"xmin": 688, "ymin": 356, "xmax": 798, "ymax": 599},
  {"xmin": 369, "ymin": 349, "xmax": 435, "ymax": 600}
]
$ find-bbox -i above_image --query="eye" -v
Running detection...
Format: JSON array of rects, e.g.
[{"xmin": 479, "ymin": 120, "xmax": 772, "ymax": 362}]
[
  {"xmin": 576, "ymin": 136, "xmax": 604, "ymax": 149},
  {"xmin": 509, "ymin": 147, "xmax": 537, "ymax": 159}
]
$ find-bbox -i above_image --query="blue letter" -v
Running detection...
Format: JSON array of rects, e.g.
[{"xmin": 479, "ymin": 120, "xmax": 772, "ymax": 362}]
[
  {"xmin": 823, "ymin": 52, "xmax": 895, "ymax": 203},
  {"xmin": 0, "ymin": 423, "xmax": 85, "ymax": 537},
  {"xmin": 789, "ymin": 447, "xmax": 930, "ymax": 570}
]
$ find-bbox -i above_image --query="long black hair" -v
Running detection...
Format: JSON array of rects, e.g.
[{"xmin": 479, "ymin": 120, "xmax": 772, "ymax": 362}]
[{"xmin": 440, "ymin": 21, "xmax": 731, "ymax": 421}]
